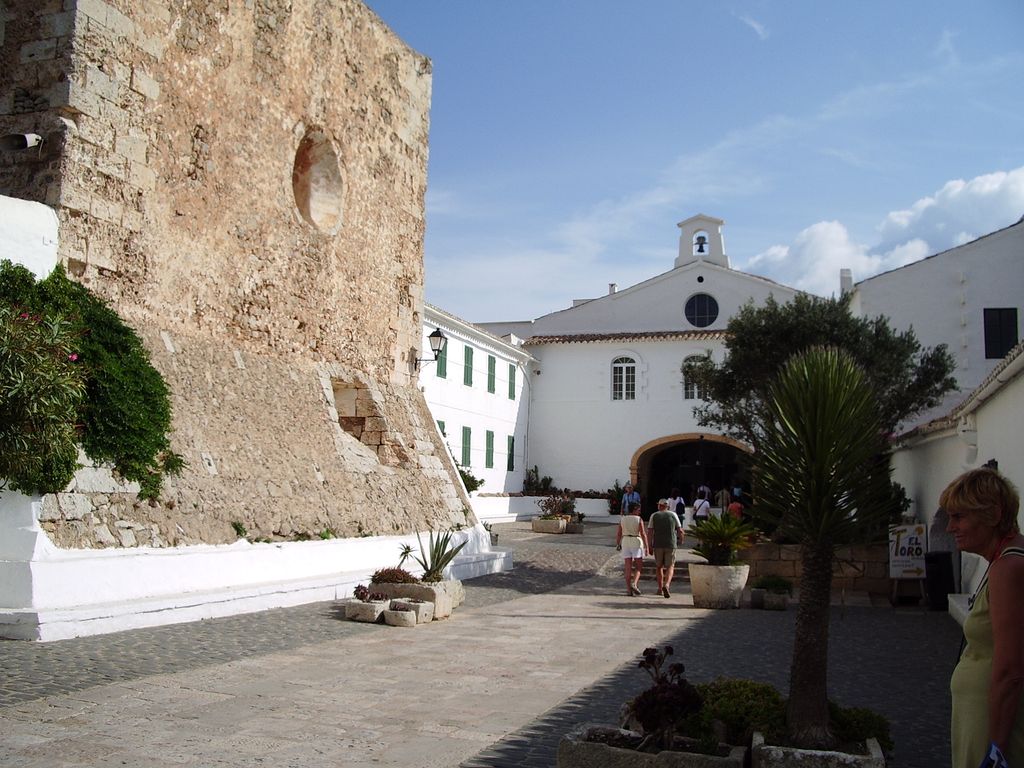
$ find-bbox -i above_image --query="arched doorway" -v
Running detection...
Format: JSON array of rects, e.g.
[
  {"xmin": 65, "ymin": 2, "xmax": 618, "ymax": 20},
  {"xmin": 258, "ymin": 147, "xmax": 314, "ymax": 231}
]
[{"xmin": 630, "ymin": 433, "xmax": 750, "ymax": 517}]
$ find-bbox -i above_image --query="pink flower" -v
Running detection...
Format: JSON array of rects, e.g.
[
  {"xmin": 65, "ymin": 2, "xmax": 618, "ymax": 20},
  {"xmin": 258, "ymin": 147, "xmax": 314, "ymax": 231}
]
[{"xmin": 68, "ymin": 353, "xmax": 79, "ymax": 362}]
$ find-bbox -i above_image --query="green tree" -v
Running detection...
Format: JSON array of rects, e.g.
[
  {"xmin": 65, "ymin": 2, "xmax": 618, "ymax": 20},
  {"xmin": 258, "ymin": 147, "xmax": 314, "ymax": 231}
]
[
  {"xmin": 690, "ymin": 293, "xmax": 957, "ymax": 447},
  {"xmin": 754, "ymin": 347, "xmax": 897, "ymax": 748},
  {"xmin": 0, "ymin": 306, "xmax": 85, "ymax": 494}
]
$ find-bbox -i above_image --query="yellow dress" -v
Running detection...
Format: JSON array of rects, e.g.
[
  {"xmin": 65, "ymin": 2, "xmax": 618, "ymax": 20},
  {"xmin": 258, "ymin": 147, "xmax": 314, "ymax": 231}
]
[{"xmin": 950, "ymin": 548, "xmax": 1024, "ymax": 768}]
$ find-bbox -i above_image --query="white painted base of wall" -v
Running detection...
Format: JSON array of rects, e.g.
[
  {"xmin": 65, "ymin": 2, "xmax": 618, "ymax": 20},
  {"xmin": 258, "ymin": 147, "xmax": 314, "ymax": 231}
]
[
  {"xmin": 0, "ymin": 491, "xmax": 511, "ymax": 642},
  {"xmin": 472, "ymin": 495, "xmax": 616, "ymax": 523}
]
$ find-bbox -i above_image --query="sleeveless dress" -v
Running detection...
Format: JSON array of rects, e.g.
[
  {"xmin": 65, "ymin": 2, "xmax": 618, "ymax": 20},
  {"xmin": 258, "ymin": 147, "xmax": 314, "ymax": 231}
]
[
  {"xmin": 950, "ymin": 546, "xmax": 1024, "ymax": 768},
  {"xmin": 619, "ymin": 514, "xmax": 644, "ymax": 557}
]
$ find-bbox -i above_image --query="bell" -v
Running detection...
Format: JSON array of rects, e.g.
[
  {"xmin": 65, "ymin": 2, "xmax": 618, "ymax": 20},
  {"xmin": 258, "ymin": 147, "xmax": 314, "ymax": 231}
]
[{"xmin": 695, "ymin": 235, "xmax": 707, "ymax": 254}]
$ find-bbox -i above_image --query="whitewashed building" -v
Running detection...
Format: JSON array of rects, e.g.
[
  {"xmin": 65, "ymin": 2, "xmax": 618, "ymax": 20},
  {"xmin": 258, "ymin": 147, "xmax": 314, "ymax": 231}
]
[{"xmin": 418, "ymin": 304, "xmax": 534, "ymax": 495}]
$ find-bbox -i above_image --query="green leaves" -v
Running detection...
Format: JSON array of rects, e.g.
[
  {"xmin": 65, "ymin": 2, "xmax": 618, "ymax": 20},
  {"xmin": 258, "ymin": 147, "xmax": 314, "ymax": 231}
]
[
  {"xmin": 412, "ymin": 529, "xmax": 467, "ymax": 582},
  {"xmin": 753, "ymin": 347, "xmax": 897, "ymax": 547},
  {"xmin": 686, "ymin": 514, "xmax": 758, "ymax": 565},
  {"xmin": 1, "ymin": 260, "xmax": 182, "ymax": 499}
]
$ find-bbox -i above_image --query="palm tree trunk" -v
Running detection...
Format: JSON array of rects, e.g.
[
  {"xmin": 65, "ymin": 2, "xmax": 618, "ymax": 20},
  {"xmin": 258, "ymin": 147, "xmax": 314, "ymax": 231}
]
[{"xmin": 786, "ymin": 540, "xmax": 836, "ymax": 748}]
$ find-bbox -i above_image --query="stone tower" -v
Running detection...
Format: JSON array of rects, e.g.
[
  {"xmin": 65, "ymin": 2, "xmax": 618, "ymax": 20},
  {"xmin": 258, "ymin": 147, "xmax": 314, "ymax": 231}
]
[{"xmin": 0, "ymin": 0, "xmax": 471, "ymax": 548}]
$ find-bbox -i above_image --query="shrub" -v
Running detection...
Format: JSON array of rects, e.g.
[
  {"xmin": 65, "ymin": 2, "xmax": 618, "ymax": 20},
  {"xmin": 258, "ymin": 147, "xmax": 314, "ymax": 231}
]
[
  {"xmin": 621, "ymin": 646, "xmax": 703, "ymax": 753},
  {"xmin": 352, "ymin": 584, "xmax": 388, "ymax": 602},
  {"xmin": 371, "ymin": 567, "xmax": 419, "ymax": 584},
  {"xmin": 687, "ymin": 515, "xmax": 758, "ymax": 565},
  {"xmin": 0, "ymin": 261, "xmax": 183, "ymax": 499},
  {"xmin": 829, "ymin": 702, "xmax": 894, "ymax": 753},
  {"xmin": 0, "ymin": 306, "xmax": 85, "ymax": 494},
  {"xmin": 688, "ymin": 678, "xmax": 787, "ymax": 746},
  {"xmin": 413, "ymin": 529, "xmax": 467, "ymax": 582},
  {"xmin": 752, "ymin": 574, "xmax": 793, "ymax": 595},
  {"xmin": 536, "ymin": 492, "xmax": 575, "ymax": 518},
  {"xmin": 458, "ymin": 465, "xmax": 483, "ymax": 492}
]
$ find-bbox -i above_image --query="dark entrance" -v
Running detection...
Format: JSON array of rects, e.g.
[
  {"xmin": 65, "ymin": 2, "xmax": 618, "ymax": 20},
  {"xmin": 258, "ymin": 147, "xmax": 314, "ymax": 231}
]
[{"xmin": 639, "ymin": 437, "xmax": 747, "ymax": 516}]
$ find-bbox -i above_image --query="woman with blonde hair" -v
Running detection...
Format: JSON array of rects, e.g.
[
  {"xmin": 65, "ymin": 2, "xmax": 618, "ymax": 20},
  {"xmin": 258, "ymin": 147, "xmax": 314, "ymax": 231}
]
[
  {"xmin": 945, "ymin": 467, "xmax": 1024, "ymax": 768},
  {"xmin": 616, "ymin": 501, "xmax": 649, "ymax": 596}
]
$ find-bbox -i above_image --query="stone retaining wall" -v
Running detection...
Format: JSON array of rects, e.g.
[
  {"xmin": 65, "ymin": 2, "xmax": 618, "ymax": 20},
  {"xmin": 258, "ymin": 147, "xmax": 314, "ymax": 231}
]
[{"xmin": 739, "ymin": 541, "xmax": 890, "ymax": 594}]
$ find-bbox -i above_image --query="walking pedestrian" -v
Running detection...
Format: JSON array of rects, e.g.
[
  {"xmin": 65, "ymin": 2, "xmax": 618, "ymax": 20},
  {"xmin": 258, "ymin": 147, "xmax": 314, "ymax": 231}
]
[
  {"xmin": 649, "ymin": 499, "xmax": 684, "ymax": 598},
  {"xmin": 616, "ymin": 501, "xmax": 649, "ymax": 596},
  {"xmin": 620, "ymin": 483, "xmax": 641, "ymax": 516}
]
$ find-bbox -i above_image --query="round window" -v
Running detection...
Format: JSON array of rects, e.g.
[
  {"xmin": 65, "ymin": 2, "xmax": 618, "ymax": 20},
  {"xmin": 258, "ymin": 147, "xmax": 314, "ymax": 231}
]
[{"xmin": 684, "ymin": 293, "xmax": 719, "ymax": 328}]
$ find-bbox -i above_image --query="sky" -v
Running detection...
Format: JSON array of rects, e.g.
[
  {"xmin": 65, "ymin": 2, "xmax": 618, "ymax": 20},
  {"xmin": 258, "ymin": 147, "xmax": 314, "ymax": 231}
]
[{"xmin": 364, "ymin": 1, "xmax": 1024, "ymax": 323}]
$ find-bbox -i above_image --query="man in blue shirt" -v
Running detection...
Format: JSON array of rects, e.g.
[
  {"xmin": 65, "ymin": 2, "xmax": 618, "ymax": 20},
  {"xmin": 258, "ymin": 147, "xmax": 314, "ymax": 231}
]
[{"xmin": 620, "ymin": 483, "xmax": 641, "ymax": 515}]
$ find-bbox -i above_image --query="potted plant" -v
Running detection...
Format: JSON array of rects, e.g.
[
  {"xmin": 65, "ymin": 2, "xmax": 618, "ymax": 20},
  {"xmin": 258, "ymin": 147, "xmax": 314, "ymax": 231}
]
[
  {"xmin": 566, "ymin": 508, "xmax": 586, "ymax": 534},
  {"xmin": 557, "ymin": 646, "xmax": 750, "ymax": 767},
  {"xmin": 686, "ymin": 515, "xmax": 758, "ymax": 608},
  {"xmin": 345, "ymin": 584, "xmax": 390, "ymax": 623},
  {"xmin": 749, "ymin": 575, "xmax": 793, "ymax": 610},
  {"xmin": 532, "ymin": 492, "xmax": 573, "ymax": 533},
  {"xmin": 370, "ymin": 530, "xmax": 466, "ymax": 618},
  {"xmin": 382, "ymin": 604, "xmax": 418, "ymax": 627}
]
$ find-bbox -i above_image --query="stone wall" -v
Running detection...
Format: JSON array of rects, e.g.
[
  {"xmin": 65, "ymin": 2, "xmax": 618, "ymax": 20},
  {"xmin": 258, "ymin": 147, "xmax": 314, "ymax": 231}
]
[
  {"xmin": 0, "ymin": 0, "xmax": 473, "ymax": 547},
  {"xmin": 739, "ymin": 542, "xmax": 891, "ymax": 595}
]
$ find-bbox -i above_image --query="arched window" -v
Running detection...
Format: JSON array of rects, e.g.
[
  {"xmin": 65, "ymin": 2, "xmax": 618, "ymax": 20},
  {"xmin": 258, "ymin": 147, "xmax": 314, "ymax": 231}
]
[
  {"xmin": 611, "ymin": 356, "xmax": 636, "ymax": 401},
  {"xmin": 684, "ymin": 293, "xmax": 719, "ymax": 328},
  {"xmin": 682, "ymin": 354, "xmax": 708, "ymax": 400}
]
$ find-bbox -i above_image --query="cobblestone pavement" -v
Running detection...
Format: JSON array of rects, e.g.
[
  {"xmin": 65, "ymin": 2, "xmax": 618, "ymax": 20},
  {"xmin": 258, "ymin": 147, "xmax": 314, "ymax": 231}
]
[{"xmin": 0, "ymin": 522, "xmax": 962, "ymax": 767}]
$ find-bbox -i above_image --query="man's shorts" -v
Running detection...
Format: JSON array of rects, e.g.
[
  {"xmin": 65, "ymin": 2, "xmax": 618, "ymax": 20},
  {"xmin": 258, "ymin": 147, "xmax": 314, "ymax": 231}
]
[{"xmin": 653, "ymin": 547, "xmax": 676, "ymax": 567}]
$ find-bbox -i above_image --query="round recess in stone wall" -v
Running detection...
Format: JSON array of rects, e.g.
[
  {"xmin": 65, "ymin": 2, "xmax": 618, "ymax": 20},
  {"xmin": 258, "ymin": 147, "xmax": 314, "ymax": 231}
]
[{"xmin": 292, "ymin": 129, "xmax": 343, "ymax": 233}]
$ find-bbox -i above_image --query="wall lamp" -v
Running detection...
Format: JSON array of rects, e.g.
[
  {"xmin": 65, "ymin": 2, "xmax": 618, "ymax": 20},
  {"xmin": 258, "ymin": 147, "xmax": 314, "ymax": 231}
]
[{"xmin": 415, "ymin": 328, "xmax": 447, "ymax": 371}]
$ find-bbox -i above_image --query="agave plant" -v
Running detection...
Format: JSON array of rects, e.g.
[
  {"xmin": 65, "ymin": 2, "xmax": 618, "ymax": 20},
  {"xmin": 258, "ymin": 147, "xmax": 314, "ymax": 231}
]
[
  {"xmin": 686, "ymin": 515, "xmax": 758, "ymax": 565},
  {"xmin": 412, "ymin": 529, "xmax": 467, "ymax": 582}
]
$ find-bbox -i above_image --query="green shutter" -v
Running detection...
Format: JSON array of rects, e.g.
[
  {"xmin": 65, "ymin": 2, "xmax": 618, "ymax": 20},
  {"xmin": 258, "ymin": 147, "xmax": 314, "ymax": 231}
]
[
  {"xmin": 436, "ymin": 342, "xmax": 447, "ymax": 378},
  {"xmin": 506, "ymin": 435, "xmax": 515, "ymax": 471},
  {"xmin": 461, "ymin": 426, "xmax": 471, "ymax": 466},
  {"xmin": 437, "ymin": 420, "xmax": 445, "ymax": 436},
  {"xmin": 485, "ymin": 430, "xmax": 494, "ymax": 468},
  {"xmin": 487, "ymin": 355, "xmax": 496, "ymax": 393},
  {"xmin": 463, "ymin": 346, "xmax": 474, "ymax": 386},
  {"xmin": 508, "ymin": 364, "xmax": 516, "ymax": 400}
]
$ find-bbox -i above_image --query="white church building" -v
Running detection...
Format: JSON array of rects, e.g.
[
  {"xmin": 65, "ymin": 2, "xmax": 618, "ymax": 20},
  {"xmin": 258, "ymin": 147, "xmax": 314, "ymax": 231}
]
[{"xmin": 420, "ymin": 213, "xmax": 1024, "ymax": 602}]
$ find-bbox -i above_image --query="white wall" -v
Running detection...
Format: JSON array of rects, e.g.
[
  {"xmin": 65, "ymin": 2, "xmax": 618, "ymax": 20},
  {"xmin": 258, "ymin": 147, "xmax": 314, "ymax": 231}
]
[
  {"xmin": 0, "ymin": 194, "xmax": 59, "ymax": 276},
  {"xmin": 850, "ymin": 220, "xmax": 1024, "ymax": 424},
  {"xmin": 419, "ymin": 306, "xmax": 532, "ymax": 493}
]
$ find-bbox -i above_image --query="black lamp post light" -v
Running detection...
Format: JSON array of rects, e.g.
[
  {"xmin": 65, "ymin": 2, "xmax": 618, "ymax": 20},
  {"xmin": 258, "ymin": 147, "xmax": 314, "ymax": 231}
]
[{"xmin": 416, "ymin": 328, "xmax": 448, "ymax": 370}]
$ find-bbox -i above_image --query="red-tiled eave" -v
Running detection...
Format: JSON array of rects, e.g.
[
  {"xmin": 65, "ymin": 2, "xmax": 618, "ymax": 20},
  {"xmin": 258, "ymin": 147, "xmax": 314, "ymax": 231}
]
[{"xmin": 522, "ymin": 330, "xmax": 728, "ymax": 346}]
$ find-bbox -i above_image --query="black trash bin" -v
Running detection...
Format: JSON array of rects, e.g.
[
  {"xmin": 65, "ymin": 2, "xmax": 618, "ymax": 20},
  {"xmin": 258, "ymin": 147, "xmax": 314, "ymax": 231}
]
[{"xmin": 925, "ymin": 551, "xmax": 955, "ymax": 611}]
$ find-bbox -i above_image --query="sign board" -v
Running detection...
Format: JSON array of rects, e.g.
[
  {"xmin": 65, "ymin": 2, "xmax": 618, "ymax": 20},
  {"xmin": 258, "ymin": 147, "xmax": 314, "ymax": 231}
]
[{"xmin": 889, "ymin": 524, "xmax": 927, "ymax": 579}]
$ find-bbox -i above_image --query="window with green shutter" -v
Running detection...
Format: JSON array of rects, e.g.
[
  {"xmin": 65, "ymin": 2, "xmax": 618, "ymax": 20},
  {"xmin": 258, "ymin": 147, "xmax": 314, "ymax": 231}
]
[
  {"xmin": 506, "ymin": 435, "xmax": 515, "ymax": 471},
  {"xmin": 436, "ymin": 341, "xmax": 447, "ymax": 378},
  {"xmin": 487, "ymin": 355, "xmax": 496, "ymax": 393},
  {"xmin": 436, "ymin": 420, "xmax": 445, "ymax": 436},
  {"xmin": 508, "ymin": 364, "xmax": 516, "ymax": 400},
  {"xmin": 463, "ymin": 346, "xmax": 474, "ymax": 386},
  {"xmin": 485, "ymin": 430, "xmax": 494, "ymax": 468},
  {"xmin": 461, "ymin": 426, "xmax": 471, "ymax": 466}
]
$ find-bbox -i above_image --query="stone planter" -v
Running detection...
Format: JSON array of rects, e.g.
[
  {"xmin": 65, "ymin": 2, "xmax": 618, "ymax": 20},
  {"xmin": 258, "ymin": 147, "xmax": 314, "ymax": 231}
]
[
  {"xmin": 346, "ymin": 600, "xmax": 388, "ymax": 623},
  {"xmin": 532, "ymin": 517, "xmax": 566, "ymax": 534},
  {"xmin": 763, "ymin": 592, "xmax": 789, "ymax": 611},
  {"xmin": 750, "ymin": 587, "xmax": 766, "ymax": 609},
  {"xmin": 752, "ymin": 732, "xmax": 885, "ymax": 767},
  {"xmin": 688, "ymin": 564, "xmax": 750, "ymax": 609},
  {"xmin": 558, "ymin": 724, "xmax": 746, "ymax": 767},
  {"xmin": 383, "ymin": 608, "xmax": 417, "ymax": 627},
  {"xmin": 369, "ymin": 580, "xmax": 463, "ymax": 619},
  {"xmin": 390, "ymin": 598, "xmax": 434, "ymax": 624},
  {"xmin": 564, "ymin": 521, "xmax": 585, "ymax": 534}
]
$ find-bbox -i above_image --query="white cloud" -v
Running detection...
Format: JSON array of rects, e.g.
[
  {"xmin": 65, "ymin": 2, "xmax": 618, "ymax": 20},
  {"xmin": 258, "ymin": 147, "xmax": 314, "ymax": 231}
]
[
  {"xmin": 740, "ymin": 167, "xmax": 1024, "ymax": 294},
  {"xmin": 877, "ymin": 167, "xmax": 1024, "ymax": 253},
  {"xmin": 734, "ymin": 13, "xmax": 769, "ymax": 40}
]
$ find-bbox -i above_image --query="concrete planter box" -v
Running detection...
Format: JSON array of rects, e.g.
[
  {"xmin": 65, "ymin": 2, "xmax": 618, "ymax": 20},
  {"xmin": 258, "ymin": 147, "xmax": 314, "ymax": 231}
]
[
  {"xmin": 382, "ymin": 608, "xmax": 417, "ymax": 627},
  {"xmin": 688, "ymin": 564, "xmax": 749, "ymax": 609},
  {"xmin": 532, "ymin": 517, "xmax": 566, "ymax": 534},
  {"xmin": 564, "ymin": 522, "xmax": 585, "ymax": 534},
  {"xmin": 369, "ymin": 580, "xmax": 463, "ymax": 619},
  {"xmin": 558, "ymin": 724, "xmax": 746, "ymax": 767},
  {"xmin": 346, "ymin": 600, "xmax": 388, "ymax": 623},
  {"xmin": 763, "ymin": 592, "xmax": 789, "ymax": 611},
  {"xmin": 390, "ymin": 598, "xmax": 434, "ymax": 624},
  {"xmin": 752, "ymin": 732, "xmax": 884, "ymax": 768}
]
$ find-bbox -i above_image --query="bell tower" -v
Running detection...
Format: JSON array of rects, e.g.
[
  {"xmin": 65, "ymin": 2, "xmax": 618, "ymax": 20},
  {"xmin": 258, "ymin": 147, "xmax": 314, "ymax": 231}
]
[{"xmin": 675, "ymin": 214, "xmax": 728, "ymax": 269}]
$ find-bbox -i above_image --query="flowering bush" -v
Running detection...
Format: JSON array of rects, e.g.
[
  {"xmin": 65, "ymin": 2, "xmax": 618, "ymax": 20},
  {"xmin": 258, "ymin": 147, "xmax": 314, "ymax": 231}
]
[
  {"xmin": 0, "ymin": 260, "xmax": 183, "ymax": 498},
  {"xmin": 0, "ymin": 306, "xmax": 85, "ymax": 494}
]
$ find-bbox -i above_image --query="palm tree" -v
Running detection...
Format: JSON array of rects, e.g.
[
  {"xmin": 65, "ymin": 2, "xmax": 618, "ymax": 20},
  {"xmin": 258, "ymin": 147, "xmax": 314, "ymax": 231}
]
[{"xmin": 752, "ymin": 347, "xmax": 896, "ymax": 748}]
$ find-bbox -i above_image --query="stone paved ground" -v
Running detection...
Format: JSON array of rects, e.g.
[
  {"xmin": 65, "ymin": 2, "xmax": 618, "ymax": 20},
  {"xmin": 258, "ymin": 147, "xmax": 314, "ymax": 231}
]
[{"xmin": 0, "ymin": 522, "xmax": 962, "ymax": 767}]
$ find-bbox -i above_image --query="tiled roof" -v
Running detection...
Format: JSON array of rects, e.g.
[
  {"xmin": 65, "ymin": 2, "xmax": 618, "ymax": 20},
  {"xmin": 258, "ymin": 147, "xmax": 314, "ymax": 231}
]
[{"xmin": 523, "ymin": 330, "xmax": 727, "ymax": 346}]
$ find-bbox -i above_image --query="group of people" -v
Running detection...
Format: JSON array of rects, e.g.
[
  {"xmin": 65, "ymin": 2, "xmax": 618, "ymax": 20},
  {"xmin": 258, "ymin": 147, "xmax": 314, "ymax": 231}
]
[{"xmin": 613, "ymin": 469, "xmax": 1023, "ymax": 768}]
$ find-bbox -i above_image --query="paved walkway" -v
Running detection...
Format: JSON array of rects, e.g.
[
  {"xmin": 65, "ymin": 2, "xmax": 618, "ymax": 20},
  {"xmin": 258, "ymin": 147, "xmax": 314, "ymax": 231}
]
[{"xmin": 0, "ymin": 522, "xmax": 961, "ymax": 767}]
